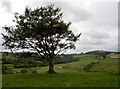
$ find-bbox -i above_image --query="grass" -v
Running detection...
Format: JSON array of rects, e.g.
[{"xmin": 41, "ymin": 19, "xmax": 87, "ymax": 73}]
[
  {"xmin": 2, "ymin": 72, "xmax": 118, "ymax": 87},
  {"xmin": 73, "ymin": 54, "xmax": 97, "ymax": 59},
  {"xmin": 107, "ymin": 54, "xmax": 120, "ymax": 59},
  {"xmin": 2, "ymin": 54, "xmax": 119, "ymax": 87},
  {"xmin": 90, "ymin": 59, "xmax": 119, "ymax": 74}
]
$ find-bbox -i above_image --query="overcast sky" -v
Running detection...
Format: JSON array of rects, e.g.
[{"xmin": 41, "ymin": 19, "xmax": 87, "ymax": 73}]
[{"xmin": 0, "ymin": 0, "xmax": 119, "ymax": 53}]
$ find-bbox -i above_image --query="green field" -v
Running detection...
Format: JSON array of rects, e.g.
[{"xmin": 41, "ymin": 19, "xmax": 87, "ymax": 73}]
[
  {"xmin": 107, "ymin": 54, "xmax": 120, "ymax": 59},
  {"xmin": 2, "ymin": 72, "xmax": 118, "ymax": 87},
  {"xmin": 2, "ymin": 54, "xmax": 119, "ymax": 87}
]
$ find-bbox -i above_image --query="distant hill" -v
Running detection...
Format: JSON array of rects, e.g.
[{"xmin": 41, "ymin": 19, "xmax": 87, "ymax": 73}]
[{"xmin": 84, "ymin": 50, "xmax": 120, "ymax": 56}]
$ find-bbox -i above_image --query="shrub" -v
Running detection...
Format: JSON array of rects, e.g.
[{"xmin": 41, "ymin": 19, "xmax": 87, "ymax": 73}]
[
  {"xmin": 2, "ymin": 65, "xmax": 14, "ymax": 74},
  {"xmin": 20, "ymin": 68, "xmax": 37, "ymax": 74},
  {"xmin": 84, "ymin": 62, "xmax": 96, "ymax": 72},
  {"xmin": 32, "ymin": 70, "xmax": 37, "ymax": 73},
  {"xmin": 108, "ymin": 71, "xmax": 120, "ymax": 75},
  {"xmin": 20, "ymin": 69, "xmax": 27, "ymax": 73}
]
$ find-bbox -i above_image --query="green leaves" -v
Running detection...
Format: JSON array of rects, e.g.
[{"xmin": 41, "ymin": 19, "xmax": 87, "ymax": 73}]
[{"xmin": 2, "ymin": 4, "xmax": 81, "ymax": 60}]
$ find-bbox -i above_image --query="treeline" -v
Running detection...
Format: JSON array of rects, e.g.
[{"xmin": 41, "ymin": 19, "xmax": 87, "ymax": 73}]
[
  {"xmin": 1, "ymin": 52, "xmax": 79, "ymax": 68},
  {"xmin": 85, "ymin": 50, "xmax": 120, "ymax": 55}
]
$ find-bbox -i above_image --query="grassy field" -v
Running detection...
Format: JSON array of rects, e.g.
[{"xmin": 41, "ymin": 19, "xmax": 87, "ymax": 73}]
[
  {"xmin": 2, "ymin": 72, "xmax": 118, "ymax": 87},
  {"xmin": 73, "ymin": 54, "xmax": 97, "ymax": 59},
  {"xmin": 90, "ymin": 59, "xmax": 119, "ymax": 74},
  {"xmin": 2, "ymin": 54, "xmax": 119, "ymax": 87},
  {"xmin": 107, "ymin": 54, "xmax": 120, "ymax": 59}
]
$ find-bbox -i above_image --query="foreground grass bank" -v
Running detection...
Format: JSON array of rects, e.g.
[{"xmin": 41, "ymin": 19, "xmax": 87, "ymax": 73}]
[{"xmin": 2, "ymin": 72, "xmax": 118, "ymax": 87}]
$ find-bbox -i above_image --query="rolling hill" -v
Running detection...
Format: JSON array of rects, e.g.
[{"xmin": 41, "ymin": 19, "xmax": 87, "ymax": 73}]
[{"xmin": 2, "ymin": 53, "xmax": 119, "ymax": 87}]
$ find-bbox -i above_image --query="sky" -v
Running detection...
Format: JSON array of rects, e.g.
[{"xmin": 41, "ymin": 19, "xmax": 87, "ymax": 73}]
[{"xmin": 0, "ymin": 0, "xmax": 119, "ymax": 53}]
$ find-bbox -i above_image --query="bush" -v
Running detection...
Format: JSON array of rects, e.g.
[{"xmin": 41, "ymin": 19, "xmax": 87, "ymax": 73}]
[
  {"xmin": 20, "ymin": 68, "xmax": 37, "ymax": 74},
  {"xmin": 2, "ymin": 65, "xmax": 14, "ymax": 74},
  {"xmin": 108, "ymin": 71, "xmax": 120, "ymax": 75},
  {"xmin": 84, "ymin": 62, "xmax": 96, "ymax": 72},
  {"xmin": 32, "ymin": 70, "xmax": 37, "ymax": 73},
  {"xmin": 20, "ymin": 69, "xmax": 27, "ymax": 73}
]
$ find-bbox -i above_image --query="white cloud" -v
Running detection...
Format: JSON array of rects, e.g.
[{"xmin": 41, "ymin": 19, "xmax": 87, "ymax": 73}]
[{"xmin": 0, "ymin": 0, "xmax": 118, "ymax": 53}]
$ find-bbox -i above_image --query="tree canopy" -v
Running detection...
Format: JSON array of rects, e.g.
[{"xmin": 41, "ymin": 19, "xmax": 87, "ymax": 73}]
[{"xmin": 2, "ymin": 5, "xmax": 81, "ymax": 74}]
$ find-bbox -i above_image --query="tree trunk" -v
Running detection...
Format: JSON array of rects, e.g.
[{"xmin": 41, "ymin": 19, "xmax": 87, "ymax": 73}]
[{"xmin": 48, "ymin": 59, "xmax": 56, "ymax": 74}]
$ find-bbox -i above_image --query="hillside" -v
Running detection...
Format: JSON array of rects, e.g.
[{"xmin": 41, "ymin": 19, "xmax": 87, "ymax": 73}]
[
  {"xmin": 2, "ymin": 54, "xmax": 119, "ymax": 87},
  {"xmin": 107, "ymin": 54, "xmax": 120, "ymax": 59}
]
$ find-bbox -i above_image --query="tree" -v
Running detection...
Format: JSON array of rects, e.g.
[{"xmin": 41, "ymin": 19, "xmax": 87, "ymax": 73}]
[{"xmin": 2, "ymin": 5, "xmax": 81, "ymax": 74}]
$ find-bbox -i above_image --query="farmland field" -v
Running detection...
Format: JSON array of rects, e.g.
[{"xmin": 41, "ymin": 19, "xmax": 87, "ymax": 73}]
[
  {"xmin": 2, "ymin": 54, "xmax": 119, "ymax": 88},
  {"xmin": 2, "ymin": 72, "xmax": 118, "ymax": 87}
]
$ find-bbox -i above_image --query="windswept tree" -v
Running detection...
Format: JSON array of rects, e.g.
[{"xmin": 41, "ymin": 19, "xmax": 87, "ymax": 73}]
[{"xmin": 2, "ymin": 5, "xmax": 81, "ymax": 74}]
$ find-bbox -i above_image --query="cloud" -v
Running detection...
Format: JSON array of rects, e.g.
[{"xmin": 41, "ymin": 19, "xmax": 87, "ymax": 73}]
[
  {"xmin": 1, "ymin": 0, "xmax": 12, "ymax": 13},
  {"xmin": 0, "ymin": 1, "xmax": 118, "ymax": 53},
  {"xmin": 75, "ymin": 2, "xmax": 118, "ymax": 52},
  {"xmin": 118, "ymin": 2, "xmax": 120, "ymax": 29},
  {"xmin": 31, "ymin": 1, "xmax": 91, "ymax": 23},
  {"xmin": 90, "ymin": 2, "xmax": 117, "ymax": 28}
]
